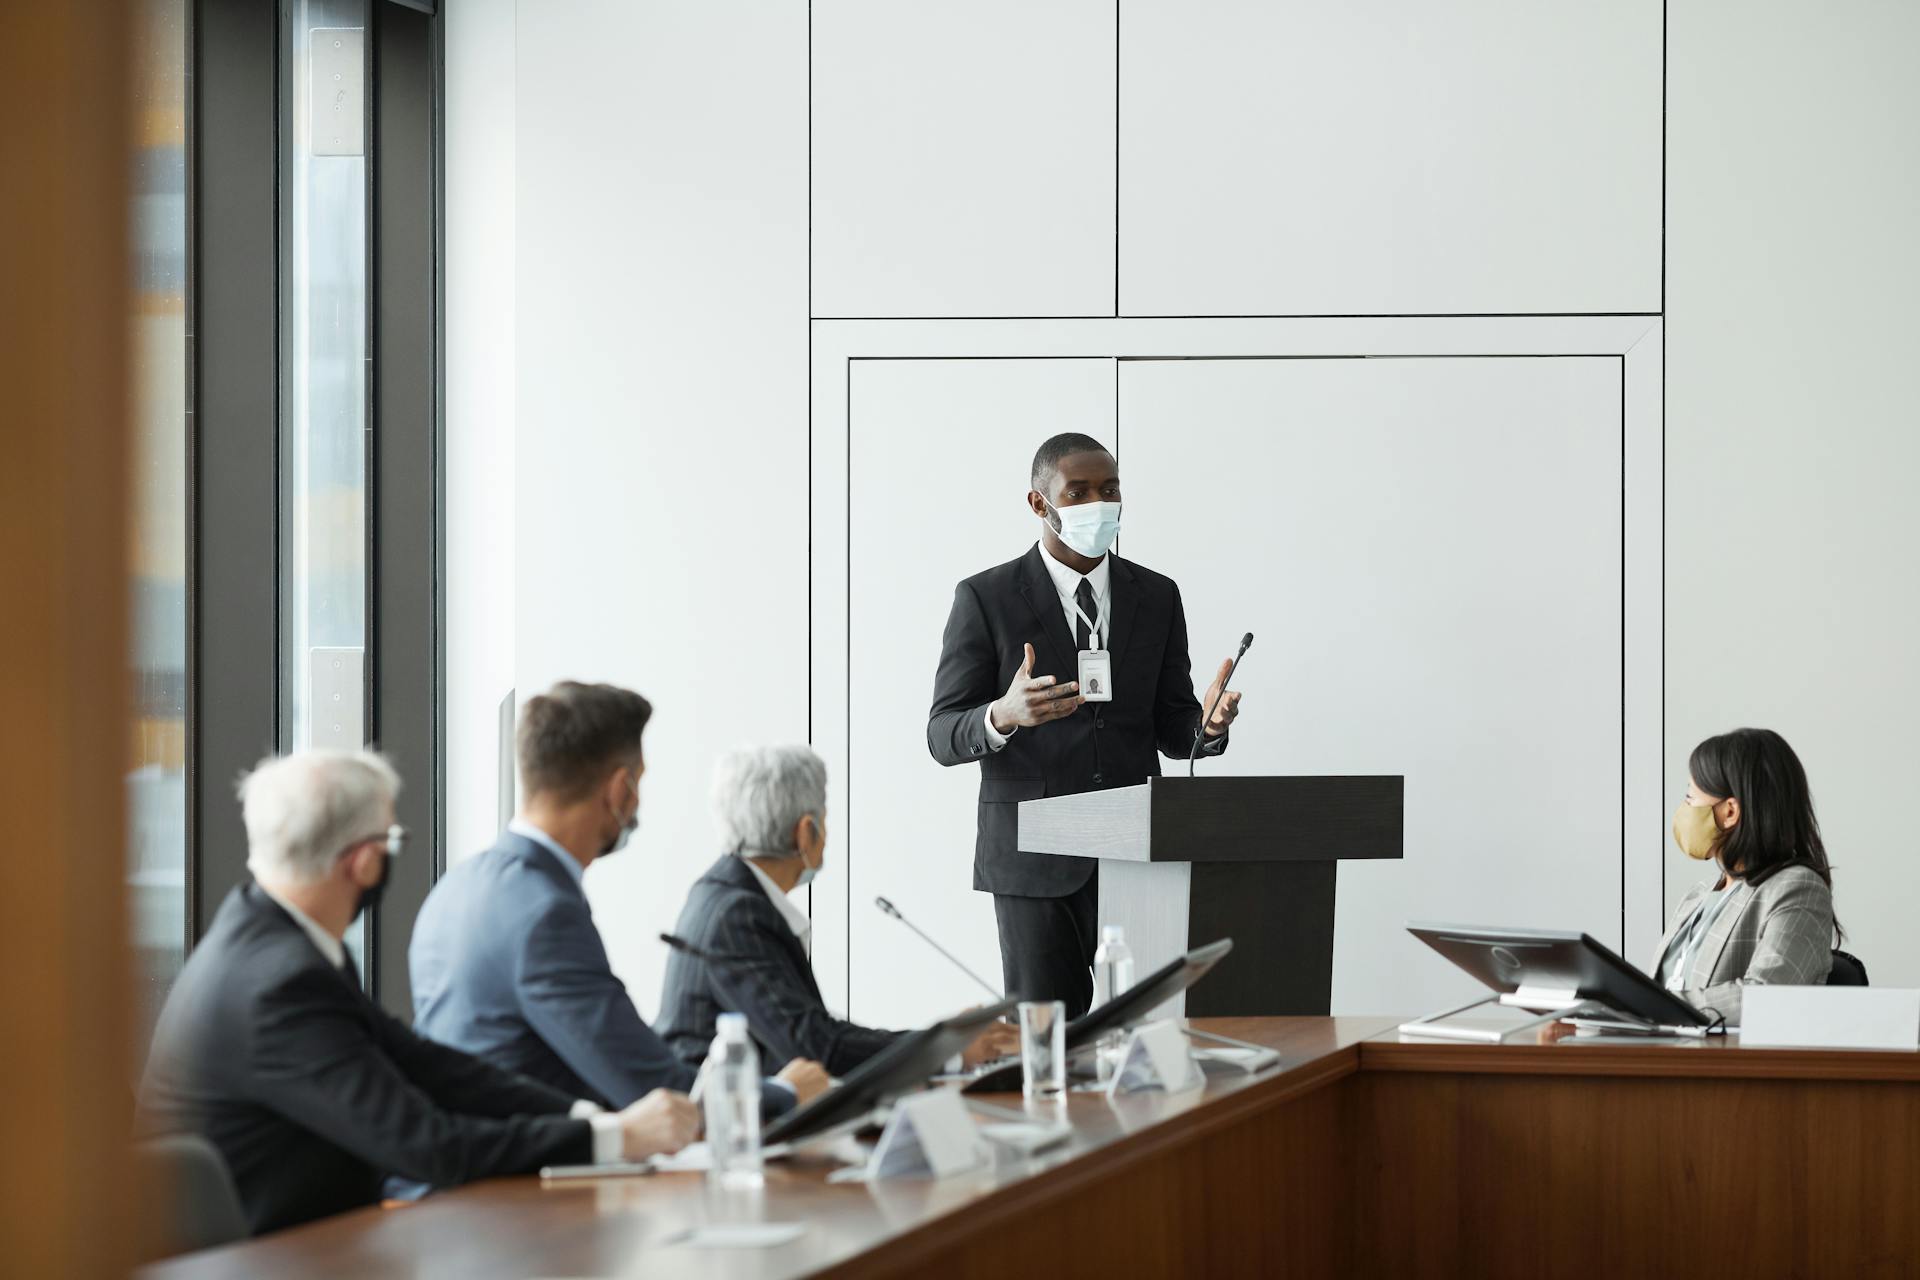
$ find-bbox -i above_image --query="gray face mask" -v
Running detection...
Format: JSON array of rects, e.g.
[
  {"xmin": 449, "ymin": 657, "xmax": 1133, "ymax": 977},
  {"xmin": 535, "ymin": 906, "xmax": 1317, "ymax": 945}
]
[{"xmin": 739, "ymin": 820, "xmax": 822, "ymax": 889}]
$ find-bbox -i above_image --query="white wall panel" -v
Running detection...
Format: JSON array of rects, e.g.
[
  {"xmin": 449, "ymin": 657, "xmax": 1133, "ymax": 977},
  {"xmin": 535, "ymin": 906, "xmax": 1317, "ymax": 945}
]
[
  {"xmin": 445, "ymin": 0, "xmax": 518, "ymax": 868},
  {"xmin": 1121, "ymin": 357, "xmax": 1623, "ymax": 1013},
  {"xmin": 812, "ymin": 0, "xmax": 1116, "ymax": 318},
  {"xmin": 513, "ymin": 1, "xmax": 810, "ymax": 1021},
  {"xmin": 1120, "ymin": 0, "xmax": 1662, "ymax": 316},
  {"xmin": 1668, "ymin": 2, "xmax": 1920, "ymax": 986},
  {"xmin": 842, "ymin": 358, "xmax": 1114, "ymax": 1027}
]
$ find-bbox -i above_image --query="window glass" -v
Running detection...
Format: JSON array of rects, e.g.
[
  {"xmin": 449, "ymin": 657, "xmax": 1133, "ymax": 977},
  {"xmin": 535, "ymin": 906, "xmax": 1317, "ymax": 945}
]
[
  {"xmin": 128, "ymin": 0, "xmax": 189, "ymax": 1046},
  {"xmin": 283, "ymin": 0, "xmax": 372, "ymax": 973}
]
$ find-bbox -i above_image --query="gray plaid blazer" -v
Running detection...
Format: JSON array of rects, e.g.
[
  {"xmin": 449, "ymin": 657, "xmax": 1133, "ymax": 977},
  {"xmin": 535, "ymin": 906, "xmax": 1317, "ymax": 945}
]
[
  {"xmin": 656, "ymin": 856, "xmax": 906, "ymax": 1077},
  {"xmin": 1653, "ymin": 864, "xmax": 1834, "ymax": 1026}
]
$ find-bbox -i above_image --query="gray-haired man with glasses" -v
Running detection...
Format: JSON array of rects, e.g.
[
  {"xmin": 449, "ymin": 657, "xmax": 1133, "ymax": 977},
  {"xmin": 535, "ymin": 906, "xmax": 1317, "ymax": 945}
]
[{"xmin": 137, "ymin": 749, "xmax": 697, "ymax": 1237}]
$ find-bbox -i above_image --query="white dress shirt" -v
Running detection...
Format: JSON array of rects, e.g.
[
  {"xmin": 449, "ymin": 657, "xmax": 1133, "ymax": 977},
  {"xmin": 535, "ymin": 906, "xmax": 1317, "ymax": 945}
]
[
  {"xmin": 743, "ymin": 857, "xmax": 814, "ymax": 959},
  {"xmin": 985, "ymin": 542, "xmax": 1111, "ymax": 750}
]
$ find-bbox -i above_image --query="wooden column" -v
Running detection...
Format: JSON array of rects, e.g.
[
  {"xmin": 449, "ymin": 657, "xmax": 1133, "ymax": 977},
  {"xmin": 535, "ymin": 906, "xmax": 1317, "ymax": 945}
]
[{"xmin": 0, "ymin": 1, "xmax": 139, "ymax": 1275}]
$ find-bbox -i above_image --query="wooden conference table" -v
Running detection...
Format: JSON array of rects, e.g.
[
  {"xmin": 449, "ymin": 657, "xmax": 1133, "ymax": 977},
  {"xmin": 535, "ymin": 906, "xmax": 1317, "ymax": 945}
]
[{"xmin": 142, "ymin": 1017, "xmax": 1920, "ymax": 1279}]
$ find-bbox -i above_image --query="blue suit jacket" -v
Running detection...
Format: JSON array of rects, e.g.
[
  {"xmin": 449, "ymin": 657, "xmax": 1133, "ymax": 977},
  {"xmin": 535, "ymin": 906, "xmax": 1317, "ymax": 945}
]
[{"xmin": 409, "ymin": 830, "xmax": 793, "ymax": 1116}]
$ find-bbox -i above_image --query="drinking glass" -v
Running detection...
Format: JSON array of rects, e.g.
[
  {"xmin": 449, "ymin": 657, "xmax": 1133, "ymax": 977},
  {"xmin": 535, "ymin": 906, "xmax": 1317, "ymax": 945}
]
[{"xmin": 1019, "ymin": 1000, "xmax": 1067, "ymax": 1098}]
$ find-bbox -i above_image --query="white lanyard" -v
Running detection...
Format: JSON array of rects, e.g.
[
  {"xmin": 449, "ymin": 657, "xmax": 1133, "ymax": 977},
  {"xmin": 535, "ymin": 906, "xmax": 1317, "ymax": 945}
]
[
  {"xmin": 1069, "ymin": 584, "xmax": 1108, "ymax": 651},
  {"xmin": 1669, "ymin": 883, "xmax": 1740, "ymax": 990}
]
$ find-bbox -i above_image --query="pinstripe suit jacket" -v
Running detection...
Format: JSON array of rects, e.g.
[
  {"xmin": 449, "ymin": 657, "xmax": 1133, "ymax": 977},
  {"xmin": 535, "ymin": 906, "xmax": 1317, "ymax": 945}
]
[
  {"xmin": 657, "ymin": 857, "xmax": 906, "ymax": 1077},
  {"xmin": 1653, "ymin": 863, "xmax": 1834, "ymax": 1025}
]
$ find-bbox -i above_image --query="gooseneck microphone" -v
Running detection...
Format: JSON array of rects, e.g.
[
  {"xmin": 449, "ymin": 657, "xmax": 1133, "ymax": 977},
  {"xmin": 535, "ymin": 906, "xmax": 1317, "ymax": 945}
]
[
  {"xmin": 660, "ymin": 932, "xmax": 721, "ymax": 964},
  {"xmin": 874, "ymin": 896, "xmax": 1003, "ymax": 1000},
  {"xmin": 1188, "ymin": 631, "xmax": 1253, "ymax": 778}
]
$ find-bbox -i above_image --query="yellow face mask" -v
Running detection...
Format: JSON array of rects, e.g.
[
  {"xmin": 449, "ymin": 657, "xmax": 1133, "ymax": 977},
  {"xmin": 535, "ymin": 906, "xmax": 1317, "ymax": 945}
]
[{"xmin": 1671, "ymin": 802, "xmax": 1722, "ymax": 861}]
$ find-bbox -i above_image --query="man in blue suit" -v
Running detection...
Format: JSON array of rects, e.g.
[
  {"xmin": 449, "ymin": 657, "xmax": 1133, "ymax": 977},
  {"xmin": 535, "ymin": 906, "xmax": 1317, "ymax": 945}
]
[{"xmin": 410, "ymin": 681, "xmax": 828, "ymax": 1115}]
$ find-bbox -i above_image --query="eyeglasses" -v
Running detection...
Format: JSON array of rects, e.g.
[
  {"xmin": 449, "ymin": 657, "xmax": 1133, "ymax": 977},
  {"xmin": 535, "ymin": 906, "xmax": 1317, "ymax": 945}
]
[{"xmin": 346, "ymin": 824, "xmax": 408, "ymax": 859}]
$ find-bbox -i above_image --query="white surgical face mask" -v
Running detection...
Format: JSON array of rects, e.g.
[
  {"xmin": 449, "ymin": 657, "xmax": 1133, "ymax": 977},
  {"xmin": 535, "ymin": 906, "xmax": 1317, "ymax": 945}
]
[
  {"xmin": 1046, "ymin": 498, "xmax": 1122, "ymax": 559},
  {"xmin": 792, "ymin": 816, "xmax": 823, "ymax": 889}
]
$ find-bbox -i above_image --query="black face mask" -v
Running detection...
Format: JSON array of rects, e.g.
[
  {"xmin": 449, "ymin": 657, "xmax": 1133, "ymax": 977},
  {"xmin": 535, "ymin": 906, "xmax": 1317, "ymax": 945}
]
[{"xmin": 353, "ymin": 852, "xmax": 391, "ymax": 922}]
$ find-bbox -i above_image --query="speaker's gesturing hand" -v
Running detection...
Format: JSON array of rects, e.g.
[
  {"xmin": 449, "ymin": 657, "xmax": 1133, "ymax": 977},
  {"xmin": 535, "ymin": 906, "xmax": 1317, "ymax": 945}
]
[{"xmin": 989, "ymin": 643, "xmax": 1081, "ymax": 733}]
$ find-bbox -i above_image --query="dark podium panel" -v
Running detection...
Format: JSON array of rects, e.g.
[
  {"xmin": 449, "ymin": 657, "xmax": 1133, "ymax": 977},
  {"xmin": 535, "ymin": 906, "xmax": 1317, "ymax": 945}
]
[{"xmin": 1018, "ymin": 776, "xmax": 1404, "ymax": 1016}]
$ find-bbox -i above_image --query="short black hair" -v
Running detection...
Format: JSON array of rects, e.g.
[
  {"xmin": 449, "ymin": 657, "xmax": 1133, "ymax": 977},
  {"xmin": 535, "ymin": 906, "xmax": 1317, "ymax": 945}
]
[
  {"xmin": 1030, "ymin": 432, "xmax": 1112, "ymax": 493},
  {"xmin": 518, "ymin": 681, "xmax": 653, "ymax": 801}
]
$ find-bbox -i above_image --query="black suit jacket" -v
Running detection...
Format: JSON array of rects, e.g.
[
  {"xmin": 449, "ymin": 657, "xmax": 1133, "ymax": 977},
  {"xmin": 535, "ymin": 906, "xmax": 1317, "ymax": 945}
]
[
  {"xmin": 928, "ymin": 545, "xmax": 1225, "ymax": 897},
  {"xmin": 657, "ymin": 856, "xmax": 905, "ymax": 1077},
  {"xmin": 138, "ymin": 884, "xmax": 593, "ymax": 1236}
]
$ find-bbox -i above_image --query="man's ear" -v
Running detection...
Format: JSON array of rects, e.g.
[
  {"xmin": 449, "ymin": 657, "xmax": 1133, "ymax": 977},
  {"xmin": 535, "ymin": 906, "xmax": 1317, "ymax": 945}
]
[
  {"xmin": 1027, "ymin": 489, "xmax": 1049, "ymax": 518},
  {"xmin": 345, "ymin": 839, "xmax": 381, "ymax": 886}
]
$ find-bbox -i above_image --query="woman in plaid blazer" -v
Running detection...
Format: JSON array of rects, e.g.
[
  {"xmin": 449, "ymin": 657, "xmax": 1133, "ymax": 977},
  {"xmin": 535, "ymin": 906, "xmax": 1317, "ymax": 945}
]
[{"xmin": 1653, "ymin": 728, "xmax": 1839, "ymax": 1026}]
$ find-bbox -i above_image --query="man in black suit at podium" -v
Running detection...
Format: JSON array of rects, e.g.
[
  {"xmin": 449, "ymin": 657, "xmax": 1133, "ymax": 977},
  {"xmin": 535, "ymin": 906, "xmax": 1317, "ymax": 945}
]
[{"xmin": 927, "ymin": 433, "xmax": 1244, "ymax": 1017}]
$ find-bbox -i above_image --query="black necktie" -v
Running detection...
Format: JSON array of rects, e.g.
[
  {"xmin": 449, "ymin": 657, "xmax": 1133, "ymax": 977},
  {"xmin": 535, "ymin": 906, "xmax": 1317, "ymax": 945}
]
[
  {"xmin": 340, "ymin": 948, "xmax": 362, "ymax": 992},
  {"xmin": 1075, "ymin": 579, "xmax": 1099, "ymax": 651}
]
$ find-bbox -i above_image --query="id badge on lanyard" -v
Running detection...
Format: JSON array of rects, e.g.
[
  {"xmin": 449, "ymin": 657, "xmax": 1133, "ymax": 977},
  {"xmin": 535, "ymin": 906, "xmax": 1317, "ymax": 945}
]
[
  {"xmin": 1073, "ymin": 593, "xmax": 1113, "ymax": 702},
  {"xmin": 1077, "ymin": 648, "xmax": 1113, "ymax": 702}
]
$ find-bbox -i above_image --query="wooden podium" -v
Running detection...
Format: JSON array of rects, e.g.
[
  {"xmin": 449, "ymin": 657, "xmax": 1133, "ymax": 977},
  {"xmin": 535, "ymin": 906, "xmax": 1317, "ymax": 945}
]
[{"xmin": 1017, "ymin": 776, "xmax": 1404, "ymax": 1016}]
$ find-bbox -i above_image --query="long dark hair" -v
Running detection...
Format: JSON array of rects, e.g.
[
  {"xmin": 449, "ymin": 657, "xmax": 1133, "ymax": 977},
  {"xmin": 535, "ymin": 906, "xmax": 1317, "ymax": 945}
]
[{"xmin": 1688, "ymin": 729, "xmax": 1839, "ymax": 937}]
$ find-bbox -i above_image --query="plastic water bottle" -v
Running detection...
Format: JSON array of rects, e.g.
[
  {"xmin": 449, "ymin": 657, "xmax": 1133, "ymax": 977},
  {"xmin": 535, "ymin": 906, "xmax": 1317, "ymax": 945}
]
[
  {"xmin": 704, "ymin": 1012, "xmax": 763, "ymax": 1188},
  {"xmin": 1093, "ymin": 925, "xmax": 1135, "ymax": 1080}
]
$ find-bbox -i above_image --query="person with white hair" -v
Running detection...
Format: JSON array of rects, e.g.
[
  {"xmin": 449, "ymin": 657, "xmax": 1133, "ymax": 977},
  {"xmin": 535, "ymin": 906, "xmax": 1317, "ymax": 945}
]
[
  {"xmin": 656, "ymin": 744, "xmax": 1020, "ymax": 1075},
  {"xmin": 137, "ymin": 748, "xmax": 697, "ymax": 1237}
]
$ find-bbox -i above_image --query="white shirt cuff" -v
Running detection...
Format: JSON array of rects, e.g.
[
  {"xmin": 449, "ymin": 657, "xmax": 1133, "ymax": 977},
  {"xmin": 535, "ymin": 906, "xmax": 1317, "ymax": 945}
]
[
  {"xmin": 983, "ymin": 703, "xmax": 1012, "ymax": 750},
  {"xmin": 571, "ymin": 1100, "xmax": 624, "ymax": 1164}
]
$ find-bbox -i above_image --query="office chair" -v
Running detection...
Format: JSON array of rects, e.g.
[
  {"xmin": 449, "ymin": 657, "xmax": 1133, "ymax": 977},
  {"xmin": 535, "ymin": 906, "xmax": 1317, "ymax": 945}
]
[
  {"xmin": 132, "ymin": 1134, "xmax": 248, "ymax": 1260},
  {"xmin": 1828, "ymin": 949, "xmax": 1869, "ymax": 987}
]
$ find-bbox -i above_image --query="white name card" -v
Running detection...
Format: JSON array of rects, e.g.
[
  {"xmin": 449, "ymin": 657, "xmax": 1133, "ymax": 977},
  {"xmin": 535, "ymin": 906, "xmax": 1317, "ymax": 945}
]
[
  {"xmin": 1740, "ymin": 986, "xmax": 1920, "ymax": 1051},
  {"xmin": 1107, "ymin": 1018, "xmax": 1204, "ymax": 1097},
  {"xmin": 865, "ymin": 1089, "xmax": 984, "ymax": 1181}
]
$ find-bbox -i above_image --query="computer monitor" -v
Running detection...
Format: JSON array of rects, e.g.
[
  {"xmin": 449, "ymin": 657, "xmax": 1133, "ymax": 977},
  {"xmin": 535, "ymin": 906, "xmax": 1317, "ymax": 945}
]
[
  {"xmin": 1405, "ymin": 922, "xmax": 1712, "ymax": 1029},
  {"xmin": 763, "ymin": 997, "xmax": 1020, "ymax": 1147},
  {"xmin": 961, "ymin": 938, "xmax": 1234, "ymax": 1094},
  {"xmin": 1065, "ymin": 937, "xmax": 1235, "ymax": 1047}
]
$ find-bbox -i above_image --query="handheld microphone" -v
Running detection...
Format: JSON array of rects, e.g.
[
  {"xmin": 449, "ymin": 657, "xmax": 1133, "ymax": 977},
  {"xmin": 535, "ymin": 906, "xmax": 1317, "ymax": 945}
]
[
  {"xmin": 874, "ymin": 896, "xmax": 1003, "ymax": 1001},
  {"xmin": 1188, "ymin": 631, "xmax": 1253, "ymax": 778}
]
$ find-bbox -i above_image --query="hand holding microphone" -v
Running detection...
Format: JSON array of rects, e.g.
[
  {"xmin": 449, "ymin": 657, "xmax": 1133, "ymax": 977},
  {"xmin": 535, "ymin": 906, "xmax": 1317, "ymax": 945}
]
[
  {"xmin": 1201, "ymin": 655, "xmax": 1245, "ymax": 737},
  {"xmin": 1189, "ymin": 632, "xmax": 1253, "ymax": 777}
]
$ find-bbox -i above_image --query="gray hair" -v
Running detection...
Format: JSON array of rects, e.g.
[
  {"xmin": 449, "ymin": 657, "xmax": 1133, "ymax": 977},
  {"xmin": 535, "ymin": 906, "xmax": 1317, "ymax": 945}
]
[
  {"xmin": 711, "ymin": 745, "xmax": 826, "ymax": 860},
  {"xmin": 238, "ymin": 749, "xmax": 401, "ymax": 885}
]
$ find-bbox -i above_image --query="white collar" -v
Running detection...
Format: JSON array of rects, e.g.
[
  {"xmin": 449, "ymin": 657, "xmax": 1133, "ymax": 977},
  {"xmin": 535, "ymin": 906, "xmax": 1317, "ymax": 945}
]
[
  {"xmin": 741, "ymin": 857, "xmax": 814, "ymax": 955},
  {"xmin": 259, "ymin": 883, "xmax": 347, "ymax": 970},
  {"xmin": 508, "ymin": 818, "xmax": 588, "ymax": 887},
  {"xmin": 1037, "ymin": 539, "xmax": 1110, "ymax": 604}
]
